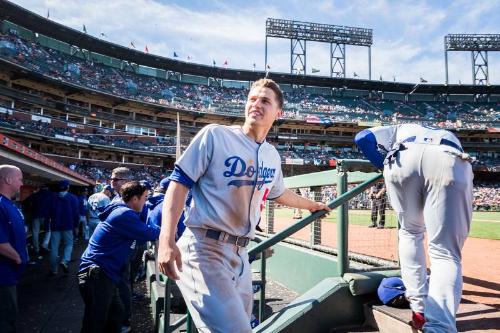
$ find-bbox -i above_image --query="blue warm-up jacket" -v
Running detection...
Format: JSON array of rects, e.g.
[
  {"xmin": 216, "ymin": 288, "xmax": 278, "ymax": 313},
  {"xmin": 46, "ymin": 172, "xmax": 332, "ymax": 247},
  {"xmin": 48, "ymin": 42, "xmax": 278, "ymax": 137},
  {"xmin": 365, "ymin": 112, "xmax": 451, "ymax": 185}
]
[
  {"xmin": 79, "ymin": 202, "xmax": 160, "ymax": 283},
  {"xmin": 49, "ymin": 192, "xmax": 79, "ymax": 231}
]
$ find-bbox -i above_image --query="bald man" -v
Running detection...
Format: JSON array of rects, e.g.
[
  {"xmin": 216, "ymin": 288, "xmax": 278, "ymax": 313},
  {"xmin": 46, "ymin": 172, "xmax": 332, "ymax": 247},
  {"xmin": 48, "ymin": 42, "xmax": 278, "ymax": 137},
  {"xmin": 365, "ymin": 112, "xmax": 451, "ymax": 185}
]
[{"xmin": 0, "ymin": 165, "xmax": 27, "ymax": 333}]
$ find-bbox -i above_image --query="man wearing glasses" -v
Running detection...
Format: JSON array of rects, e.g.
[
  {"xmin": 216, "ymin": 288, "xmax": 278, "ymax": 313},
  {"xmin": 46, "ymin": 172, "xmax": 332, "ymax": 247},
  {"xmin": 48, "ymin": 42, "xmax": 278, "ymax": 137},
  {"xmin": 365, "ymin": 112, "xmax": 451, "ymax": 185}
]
[
  {"xmin": 109, "ymin": 167, "xmax": 135, "ymax": 333},
  {"xmin": 109, "ymin": 167, "xmax": 132, "ymax": 204}
]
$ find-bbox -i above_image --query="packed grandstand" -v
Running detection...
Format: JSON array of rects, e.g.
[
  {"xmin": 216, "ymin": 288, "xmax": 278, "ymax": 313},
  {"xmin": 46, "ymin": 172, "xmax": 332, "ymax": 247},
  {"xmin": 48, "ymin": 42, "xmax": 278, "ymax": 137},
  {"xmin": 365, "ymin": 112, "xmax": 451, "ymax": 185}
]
[{"xmin": 0, "ymin": 3, "xmax": 498, "ymax": 212}]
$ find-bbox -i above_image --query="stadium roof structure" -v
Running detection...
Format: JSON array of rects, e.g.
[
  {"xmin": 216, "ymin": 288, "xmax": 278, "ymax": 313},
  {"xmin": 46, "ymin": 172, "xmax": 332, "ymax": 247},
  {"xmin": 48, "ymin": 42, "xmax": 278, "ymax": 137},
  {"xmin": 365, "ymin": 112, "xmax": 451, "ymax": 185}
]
[
  {"xmin": 0, "ymin": 133, "xmax": 94, "ymax": 186},
  {"xmin": 265, "ymin": 18, "xmax": 373, "ymax": 78},
  {"xmin": 1, "ymin": 1, "xmax": 499, "ymax": 95},
  {"xmin": 444, "ymin": 34, "xmax": 500, "ymax": 86}
]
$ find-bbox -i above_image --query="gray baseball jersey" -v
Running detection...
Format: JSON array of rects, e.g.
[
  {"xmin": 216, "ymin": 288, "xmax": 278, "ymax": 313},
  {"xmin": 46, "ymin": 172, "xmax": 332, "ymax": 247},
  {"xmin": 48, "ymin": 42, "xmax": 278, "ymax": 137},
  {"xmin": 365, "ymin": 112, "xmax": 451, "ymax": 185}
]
[{"xmin": 176, "ymin": 124, "xmax": 285, "ymax": 238}]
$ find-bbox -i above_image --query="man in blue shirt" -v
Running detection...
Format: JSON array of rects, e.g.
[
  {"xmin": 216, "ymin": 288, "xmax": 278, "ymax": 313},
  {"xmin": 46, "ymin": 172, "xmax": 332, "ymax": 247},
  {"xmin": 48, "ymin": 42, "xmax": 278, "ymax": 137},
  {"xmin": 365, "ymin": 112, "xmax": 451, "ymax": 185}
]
[
  {"xmin": 0, "ymin": 165, "xmax": 27, "ymax": 333},
  {"xmin": 78, "ymin": 181, "xmax": 160, "ymax": 333},
  {"xmin": 24, "ymin": 185, "xmax": 52, "ymax": 257},
  {"xmin": 49, "ymin": 180, "xmax": 79, "ymax": 275}
]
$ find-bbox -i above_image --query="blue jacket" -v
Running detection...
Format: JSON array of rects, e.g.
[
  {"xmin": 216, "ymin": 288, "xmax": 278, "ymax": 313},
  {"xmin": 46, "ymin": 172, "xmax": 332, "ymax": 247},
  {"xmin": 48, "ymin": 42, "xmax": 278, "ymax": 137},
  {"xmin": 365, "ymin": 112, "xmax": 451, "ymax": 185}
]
[
  {"xmin": 25, "ymin": 189, "xmax": 53, "ymax": 219},
  {"xmin": 77, "ymin": 194, "xmax": 88, "ymax": 216},
  {"xmin": 50, "ymin": 192, "xmax": 80, "ymax": 231},
  {"xmin": 0, "ymin": 195, "xmax": 27, "ymax": 285},
  {"xmin": 79, "ymin": 202, "xmax": 160, "ymax": 283},
  {"xmin": 146, "ymin": 191, "xmax": 192, "ymax": 240}
]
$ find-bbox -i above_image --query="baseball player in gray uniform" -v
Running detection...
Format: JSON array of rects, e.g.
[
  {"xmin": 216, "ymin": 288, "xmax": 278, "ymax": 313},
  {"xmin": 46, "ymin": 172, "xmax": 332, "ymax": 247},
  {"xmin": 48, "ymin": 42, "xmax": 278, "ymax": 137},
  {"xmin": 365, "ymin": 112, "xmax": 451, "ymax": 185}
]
[
  {"xmin": 158, "ymin": 78, "xmax": 330, "ymax": 333},
  {"xmin": 355, "ymin": 123, "xmax": 473, "ymax": 332}
]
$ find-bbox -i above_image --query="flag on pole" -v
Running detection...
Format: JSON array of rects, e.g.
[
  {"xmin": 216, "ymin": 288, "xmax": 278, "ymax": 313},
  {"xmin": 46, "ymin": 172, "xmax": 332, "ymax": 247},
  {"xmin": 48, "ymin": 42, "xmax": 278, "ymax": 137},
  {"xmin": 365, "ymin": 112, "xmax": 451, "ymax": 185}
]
[
  {"xmin": 253, "ymin": 62, "xmax": 256, "ymax": 70},
  {"xmin": 187, "ymin": 55, "xmax": 192, "ymax": 60},
  {"xmin": 176, "ymin": 112, "xmax": 181, "ymax": 159},
  {"xmin": 100, "ymin": 32, "xmax": 107, "ymax": 38},
  {"xmin": 145, "ymin": 45, "xmax": 149, "ymax": 53},
  {"xmin": 46, "ymin": 9, "xmax": 50, "ymax": 19},
  {"xmin": 266, "ymin": 64, "xmax": 271, "ymax": 69},
  {"xmin": 420, "ymin": 77, "xmax": 428, "ymax": 83},
  {"xmin": 353, "ymin": 72, "xmax": 358, "ymax": 77},
  {"xmin": 379, "ymin": 75, "xmax": 383, "ymax": 81},
  {"xmin": 311, "ymin": 68, "xmax": 320, "ymax": 73},
  {"xmin": 130, "ymin": 41, "xmax": 136, "ymax": 49},
  {"xmin": 223, "ymin": 60, "xmax": 228, "ymax": 66},
  {"xmin": 173, "ymin": 52, "xmax": 178, "ymax": 57},
  {"xmin": 212, "ymin": 60, "xmax": 216, "ymax": 66},
  {"xmin": 83, "ymin": 24, "xmax": 87, "ymax": 33}
]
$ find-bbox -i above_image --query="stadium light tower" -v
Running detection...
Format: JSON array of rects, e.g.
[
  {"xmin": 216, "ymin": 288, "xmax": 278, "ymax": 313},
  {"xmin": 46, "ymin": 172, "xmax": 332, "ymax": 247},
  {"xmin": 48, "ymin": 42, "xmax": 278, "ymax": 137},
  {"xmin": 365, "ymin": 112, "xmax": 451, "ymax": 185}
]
[
  {"xmin": 265, "ymin": 18, "xmax": 373, "ymax": 79},
  {"xmin": 444, "ymin": 34, "xmax": 500, "ymax": 85}
]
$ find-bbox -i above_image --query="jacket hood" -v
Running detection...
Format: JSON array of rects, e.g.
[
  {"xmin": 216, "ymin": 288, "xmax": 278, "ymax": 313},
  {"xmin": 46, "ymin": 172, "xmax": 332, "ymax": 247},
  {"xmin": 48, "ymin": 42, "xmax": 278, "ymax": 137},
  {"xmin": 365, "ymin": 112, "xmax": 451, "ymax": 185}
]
[
  {"xmin": 147, "ymin": 194, "xmax": 165, "ymax": 210},
  {"xmin": 98, "ymin": 201, "xmax": 127, "ymax": 221}
]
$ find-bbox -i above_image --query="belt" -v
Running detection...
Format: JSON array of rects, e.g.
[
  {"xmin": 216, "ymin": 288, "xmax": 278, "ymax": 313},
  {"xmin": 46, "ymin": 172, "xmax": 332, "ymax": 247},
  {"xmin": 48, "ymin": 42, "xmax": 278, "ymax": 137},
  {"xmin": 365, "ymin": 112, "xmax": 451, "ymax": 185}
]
[
  {"xmin": 204, "ymin": 229, "xmax": 250, "ymax": 247},
  {"xmin": 402, "ymin": 136, "xmax": 463, "ymax": 152},
  {"xmin": 77, "ymin": 264, "xmax": 101, "ymax": 282}
]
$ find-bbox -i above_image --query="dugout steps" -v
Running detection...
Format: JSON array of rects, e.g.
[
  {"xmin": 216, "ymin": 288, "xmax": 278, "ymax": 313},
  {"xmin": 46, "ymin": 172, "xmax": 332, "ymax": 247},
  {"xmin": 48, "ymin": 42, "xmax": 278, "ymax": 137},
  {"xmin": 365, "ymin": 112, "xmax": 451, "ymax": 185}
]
[
  {"xmin": 253, "ymin": 271, "xmax": 400, "ymax": 333},
  {"xmin": 146, "ymin": 254, "xmax": 500, "ymax": 333}
]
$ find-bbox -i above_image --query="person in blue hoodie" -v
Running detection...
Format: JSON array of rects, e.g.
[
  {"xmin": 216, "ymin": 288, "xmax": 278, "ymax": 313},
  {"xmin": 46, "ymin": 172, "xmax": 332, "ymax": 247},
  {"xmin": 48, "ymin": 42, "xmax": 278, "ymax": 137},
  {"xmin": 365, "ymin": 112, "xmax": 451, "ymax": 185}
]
[
  {"xmin": 78, "ymin": 181, "xmax": 160, "ymax": 333},
  {"xmin": 49, "ymin": 180, "xmax": 79, "ymax": 275},
  {"xmin": 146, "ymin": 178, "xmax": 192, "ymax": 240}
]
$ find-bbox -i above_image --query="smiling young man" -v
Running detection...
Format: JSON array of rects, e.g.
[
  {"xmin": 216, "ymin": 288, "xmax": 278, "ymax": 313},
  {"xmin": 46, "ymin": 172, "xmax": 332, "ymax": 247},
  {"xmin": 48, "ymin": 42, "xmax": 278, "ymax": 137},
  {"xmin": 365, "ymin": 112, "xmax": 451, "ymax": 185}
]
[{"xmin": 158, "ymin": 79, "xmax": 330, "ymax": 332}]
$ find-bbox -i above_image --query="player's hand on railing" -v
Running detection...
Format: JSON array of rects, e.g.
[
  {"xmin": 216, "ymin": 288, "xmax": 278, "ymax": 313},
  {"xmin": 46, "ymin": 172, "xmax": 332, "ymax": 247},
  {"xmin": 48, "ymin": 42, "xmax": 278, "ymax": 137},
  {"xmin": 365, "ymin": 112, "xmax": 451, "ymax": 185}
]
[
  {"xmin": 158, "ymin": 240, "xmax": 182, "ymax": 280},
  {"xmin": 309, "ymin": 201, "xmax": 331, "ymax": 213}
]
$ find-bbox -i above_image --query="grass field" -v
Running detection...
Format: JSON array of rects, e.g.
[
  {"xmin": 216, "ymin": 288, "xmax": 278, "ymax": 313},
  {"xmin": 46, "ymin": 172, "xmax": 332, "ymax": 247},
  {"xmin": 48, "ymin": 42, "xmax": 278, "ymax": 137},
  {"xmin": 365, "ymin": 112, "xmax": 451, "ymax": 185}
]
[{"xmin": 274, "ymin": 208, "xmax": 500, "ymax": 240}]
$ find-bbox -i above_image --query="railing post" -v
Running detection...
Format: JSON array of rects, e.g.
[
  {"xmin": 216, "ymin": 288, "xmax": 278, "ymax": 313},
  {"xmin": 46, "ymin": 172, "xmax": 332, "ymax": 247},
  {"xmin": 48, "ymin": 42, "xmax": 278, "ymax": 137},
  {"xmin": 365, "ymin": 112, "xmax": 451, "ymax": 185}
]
[
  {"xmin": 310, "ymin": 186, "xmax": 322, "ymax": 246},
  {"xmin": 164, "ymin": 278, "xmax": 171, "ymax": 333},
  {"xmin": 258, "ymin": 255, "xmax": 267, "ymax": 322},
  {"xmin": 186, "ymin": 311, "xmax": 195, "ymax": 333},
  {"xmin": 337, "ymin": 169, "xmax": 349, "ymax": 276},
  {"xmin": 265, "ymin": 200, "xmax": 275, "ymax": 234}
]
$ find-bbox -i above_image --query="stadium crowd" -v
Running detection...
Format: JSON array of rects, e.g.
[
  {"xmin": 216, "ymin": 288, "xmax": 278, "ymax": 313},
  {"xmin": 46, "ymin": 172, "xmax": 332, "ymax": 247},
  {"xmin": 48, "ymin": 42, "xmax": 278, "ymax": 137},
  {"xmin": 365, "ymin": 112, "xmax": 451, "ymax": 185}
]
[
  {"xmin": 1, "ymin": 31, "xmax": 499, "ymax": 129},
  {"xmin": 1, "ymin": 107, "xmax": 498, "ymax": 170}
]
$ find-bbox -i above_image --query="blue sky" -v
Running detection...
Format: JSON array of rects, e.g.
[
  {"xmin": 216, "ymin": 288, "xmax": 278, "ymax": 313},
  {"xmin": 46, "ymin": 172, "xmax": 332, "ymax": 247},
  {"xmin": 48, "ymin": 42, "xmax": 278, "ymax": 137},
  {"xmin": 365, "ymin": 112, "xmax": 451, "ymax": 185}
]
[{"xmin": 10, "ymin": 0, "xmax": 500, "ymax": 84}]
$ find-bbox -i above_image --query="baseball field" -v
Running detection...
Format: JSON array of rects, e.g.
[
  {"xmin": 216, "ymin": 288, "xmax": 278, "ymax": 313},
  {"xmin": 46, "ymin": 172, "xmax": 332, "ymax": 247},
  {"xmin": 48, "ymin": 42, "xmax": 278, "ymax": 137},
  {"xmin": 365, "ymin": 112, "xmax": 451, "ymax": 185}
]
[{"xmin": 274, "ymin": 208, "xmax": 500, "ymax": 240}]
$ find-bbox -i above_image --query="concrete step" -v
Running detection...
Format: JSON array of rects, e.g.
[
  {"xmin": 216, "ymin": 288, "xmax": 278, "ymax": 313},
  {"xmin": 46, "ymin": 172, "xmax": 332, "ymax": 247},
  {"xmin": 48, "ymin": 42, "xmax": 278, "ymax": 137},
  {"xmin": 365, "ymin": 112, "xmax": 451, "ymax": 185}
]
[
  {"xmin": 364, "ymin": 301, "xmax": 500, "ymax": 333},
  {"xmin": 364, "ymin": 304, "xmax": 420, "ymax": 333}
]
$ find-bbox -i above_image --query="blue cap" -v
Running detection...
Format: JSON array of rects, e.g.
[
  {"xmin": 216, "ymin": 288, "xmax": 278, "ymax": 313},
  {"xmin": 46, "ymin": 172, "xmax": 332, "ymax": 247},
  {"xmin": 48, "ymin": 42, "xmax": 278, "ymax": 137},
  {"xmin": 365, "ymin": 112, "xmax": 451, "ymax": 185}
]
[
  {"xmin": 140, "ymin": 180, "xmax": 152, "ymax": 190},
  {"xmin": 377, "ymin": 277, "xmax": 406, "ymax": 304},
  {"xmin": 158, "ymin": 177, "xmax": 170, "ymax": 190},
  {"xmin": 58, "ymin": 180, "xmax": 70, "ymax": 190}
]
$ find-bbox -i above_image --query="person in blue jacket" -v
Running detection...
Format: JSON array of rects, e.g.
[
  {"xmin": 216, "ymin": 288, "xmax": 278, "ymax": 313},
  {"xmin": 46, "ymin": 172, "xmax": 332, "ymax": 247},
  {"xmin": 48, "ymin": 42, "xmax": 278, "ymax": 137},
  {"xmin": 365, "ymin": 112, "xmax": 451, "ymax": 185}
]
[
  {"xmin": 146, "ymin": 177, "xmax": 192, "ymax": 240},
  {"xmin": 49, "ymin": 180, "xmax": 79, "ymax": 275},
  {"xmin": 78, "ymin": 181, "xmax": 160, "ymax": 333},
  {"xmin": 24, "ymin": 185, "xmax": 52, "ymax": 257},
  {"xmin": 0, "ymin": 165, "xmax": 27, "ymax": 333}
]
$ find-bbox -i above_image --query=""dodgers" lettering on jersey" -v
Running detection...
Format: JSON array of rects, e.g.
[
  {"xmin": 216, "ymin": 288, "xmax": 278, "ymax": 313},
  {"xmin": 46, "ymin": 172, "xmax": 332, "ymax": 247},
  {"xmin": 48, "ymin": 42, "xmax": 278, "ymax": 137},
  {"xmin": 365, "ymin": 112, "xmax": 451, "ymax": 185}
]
[{"xmin": 223, "ymin": 156, "xmax": 276, "ymax": 189}]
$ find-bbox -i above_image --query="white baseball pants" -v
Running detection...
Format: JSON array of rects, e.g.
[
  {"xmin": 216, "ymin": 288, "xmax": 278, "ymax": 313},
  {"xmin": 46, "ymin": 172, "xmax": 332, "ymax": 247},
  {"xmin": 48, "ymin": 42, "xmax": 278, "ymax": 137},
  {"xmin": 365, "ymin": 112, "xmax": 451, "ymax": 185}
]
[
  {"xmin": 384, "ymin": 143, "xmax": 473, "ymax": 333},
  {"xmin": 176, "ymin": 227, "xmax": 253, "ymax": 333}
]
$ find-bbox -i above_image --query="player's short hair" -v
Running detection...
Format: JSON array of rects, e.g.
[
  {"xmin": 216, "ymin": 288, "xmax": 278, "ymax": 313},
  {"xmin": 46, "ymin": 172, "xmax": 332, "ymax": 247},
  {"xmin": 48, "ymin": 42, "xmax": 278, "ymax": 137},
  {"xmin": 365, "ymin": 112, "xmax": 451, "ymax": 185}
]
[
  {"xmin": 250, "ymin": 78, "xmax": 284, "ymax": 109},
  {"xmin": 111, "ymin": 167, "xmax": 132, "ymax": 180},
  {"xmin": 120, "ymin": 181, "xmax": 147, "ymax": 202}
]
